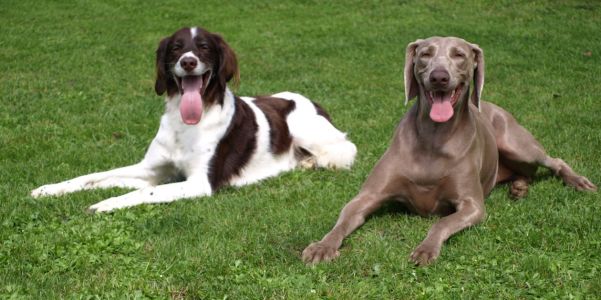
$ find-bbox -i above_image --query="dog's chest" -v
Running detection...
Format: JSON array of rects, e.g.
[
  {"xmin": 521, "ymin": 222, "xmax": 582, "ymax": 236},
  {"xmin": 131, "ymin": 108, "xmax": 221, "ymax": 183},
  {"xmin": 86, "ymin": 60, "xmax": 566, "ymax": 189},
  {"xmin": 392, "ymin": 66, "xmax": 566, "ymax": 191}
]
[
  {"xmin": 171, "ymin": 128, "xmax": 212, "ymax": 160},
  {"xmin": 400, "ymin": 183, "xmax": 454, "ymax": 216},
  {"xmin": 401, "ymin": 154, "xmax": 451, "ymax": 185},
  {"xmin": 397, "ymin": 165, "xmax": 456, "ymax": 216},
  {"xmin": 155, "ymin": 110, "xmax": 226, "ymax": 175}
]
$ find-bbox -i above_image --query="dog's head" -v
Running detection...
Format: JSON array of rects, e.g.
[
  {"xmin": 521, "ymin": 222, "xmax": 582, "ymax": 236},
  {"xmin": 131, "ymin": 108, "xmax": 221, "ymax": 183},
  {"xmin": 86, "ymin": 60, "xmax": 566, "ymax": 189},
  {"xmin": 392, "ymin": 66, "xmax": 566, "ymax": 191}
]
[
  {"xmin": 404, "ymin": 37, "xmax": 484, "ymax": 123},
  {"xmin": 155, "ymin": 26, "xmax": 239, "ymax": 125}
]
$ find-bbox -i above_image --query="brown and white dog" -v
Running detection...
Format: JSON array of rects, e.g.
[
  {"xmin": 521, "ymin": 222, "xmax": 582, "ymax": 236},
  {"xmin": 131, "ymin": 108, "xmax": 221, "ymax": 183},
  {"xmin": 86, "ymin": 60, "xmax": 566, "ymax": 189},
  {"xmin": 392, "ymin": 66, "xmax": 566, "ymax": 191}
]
[{"xmin": 31, "ymin": 26, "xmax": 357, "ymax": 213}]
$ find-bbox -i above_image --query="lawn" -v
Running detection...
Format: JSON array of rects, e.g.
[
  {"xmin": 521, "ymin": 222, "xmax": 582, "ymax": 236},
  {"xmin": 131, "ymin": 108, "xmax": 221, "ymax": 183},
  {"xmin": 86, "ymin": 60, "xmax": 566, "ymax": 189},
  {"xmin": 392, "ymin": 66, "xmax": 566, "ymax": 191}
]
[{"xmin": 1, "ymin": 0, "xmax": 600, "ymax": 298}]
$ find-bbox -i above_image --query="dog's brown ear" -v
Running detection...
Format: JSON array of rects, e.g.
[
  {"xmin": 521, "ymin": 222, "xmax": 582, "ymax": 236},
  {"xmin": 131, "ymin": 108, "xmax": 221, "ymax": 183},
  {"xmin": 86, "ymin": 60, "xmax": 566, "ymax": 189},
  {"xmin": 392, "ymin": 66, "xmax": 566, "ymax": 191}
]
[
  {"xmin": 213, "ymin": 33, "xmax": 239, "ymax": 89},
  {"xmin": 470, "ymin": 43, "xmax": 485, "ymax": 110},
  {"xmin": 404, "ymin": 39, "xmax": 422, "ymax": 105},
  {"xmin": 155, "ymin": 37, "xmax": 171, "ymax": 95}
]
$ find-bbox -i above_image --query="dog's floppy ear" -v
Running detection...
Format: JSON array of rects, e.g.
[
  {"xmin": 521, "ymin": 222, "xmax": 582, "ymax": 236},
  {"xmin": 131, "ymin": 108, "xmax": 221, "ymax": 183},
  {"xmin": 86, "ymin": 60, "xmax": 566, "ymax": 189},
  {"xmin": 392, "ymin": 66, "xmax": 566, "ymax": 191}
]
[
  {"xmin": 404, "ymin": 39, "xmax": 422, "ymax": 105},
  {"xmin": 470, "ymin": 43, "xmax": 485, "ymax": 110},
  {"xmin": 213, "ymin": 33, "xmax": 239, "ymax": 89},
  {"xmin": 155, "ymin": 36, "xmax": 171, "ymax": 95}
]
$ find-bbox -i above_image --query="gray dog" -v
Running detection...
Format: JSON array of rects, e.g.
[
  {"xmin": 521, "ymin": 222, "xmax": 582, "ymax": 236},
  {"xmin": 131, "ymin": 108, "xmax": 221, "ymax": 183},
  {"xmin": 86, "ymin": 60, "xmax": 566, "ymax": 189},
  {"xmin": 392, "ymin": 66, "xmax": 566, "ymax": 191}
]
[{"xmin": 302, "ymin": 37, "xmax": 597, "ymax": 266}]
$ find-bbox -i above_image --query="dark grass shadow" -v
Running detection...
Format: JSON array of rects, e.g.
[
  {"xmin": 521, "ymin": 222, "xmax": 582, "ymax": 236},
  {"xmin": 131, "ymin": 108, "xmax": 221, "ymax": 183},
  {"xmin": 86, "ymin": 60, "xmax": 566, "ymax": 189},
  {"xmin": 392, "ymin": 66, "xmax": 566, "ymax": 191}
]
[{"xmin": 368, "ymin": 201, "xmax": 413, "ymax": 219}]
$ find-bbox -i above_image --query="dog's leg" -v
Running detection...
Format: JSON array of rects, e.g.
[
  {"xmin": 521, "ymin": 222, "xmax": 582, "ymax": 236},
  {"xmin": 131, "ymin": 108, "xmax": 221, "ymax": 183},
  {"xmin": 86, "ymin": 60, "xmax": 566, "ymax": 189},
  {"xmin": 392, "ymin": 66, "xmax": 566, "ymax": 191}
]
[
  {"xmin": 284, "ymin": 94, "xmax": 357, "ymax": 170},
  {"xmin": 498, "ymin": 131, "xmax": 597, "ymax": 193},
  {"xmin": 31, "ymin": 163, "xmax": 156, "ymax": 198},
  {"xmin": 489, "ymin": 104, "xmax": 597, "ymax": 193},
  {"xmin": 539, "ymin": 157, "xmax": 597, "ymax": 191},
  {"xmin": 87, "ymin": 176, "xmax": 212, "ymax": 213},
  {"xmin": 302, "ymin": 153, "xmax": 399, "ymax": 264},
  {"xmin": 31, "ymin": 137, "xmax": 177, "ymax": 198},
  {"xmin": 302, "ymin": 192, "xmax": 388, "ymax": 264},
  {"xmin": 410, "ymin": 196, "xmax": 486, "ymax": 266},
  {"xmin": 509, "ymin": 175, "xmax": 530, "ymax": 198}
]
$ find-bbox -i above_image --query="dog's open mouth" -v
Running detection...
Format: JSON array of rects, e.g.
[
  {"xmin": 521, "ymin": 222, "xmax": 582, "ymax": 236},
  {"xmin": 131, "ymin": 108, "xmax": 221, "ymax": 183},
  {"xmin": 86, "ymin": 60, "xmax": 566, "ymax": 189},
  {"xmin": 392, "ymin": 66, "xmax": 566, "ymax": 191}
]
[
  {"xmin": 177, "ymin": 71, "xmax": 211, "ymax": 125},
  {"xmin": 427, "ymin": 84, "xmax": 463, "ymax": 123}
]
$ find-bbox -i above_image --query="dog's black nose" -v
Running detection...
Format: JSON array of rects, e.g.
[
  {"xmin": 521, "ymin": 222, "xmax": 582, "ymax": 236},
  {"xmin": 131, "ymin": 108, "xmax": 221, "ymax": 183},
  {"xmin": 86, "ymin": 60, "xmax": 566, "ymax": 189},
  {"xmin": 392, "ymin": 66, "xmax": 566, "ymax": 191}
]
[
  {"xmin": 429, "ymin": 69, "xmax": 450, "ymax": 87},
  {"xmin": 180, "ymin": 57, "xmax": 198, "ymax": 72}
]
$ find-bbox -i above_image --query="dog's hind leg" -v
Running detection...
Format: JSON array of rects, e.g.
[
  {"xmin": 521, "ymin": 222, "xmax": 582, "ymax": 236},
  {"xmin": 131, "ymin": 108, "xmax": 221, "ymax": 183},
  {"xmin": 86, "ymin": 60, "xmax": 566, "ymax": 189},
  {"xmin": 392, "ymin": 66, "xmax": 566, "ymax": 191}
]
[
  {"xmin": 538, "ymin": 156, "xmax": 597, "ymax": 191},
  {"xmin": 278, "ymin": 92, "xmax": 357, "ymax": 170},
  {"xmin": 485, "ymin": 103, "xmax": 597, "ymax": 193},
  {"xmin": 296, "ymin": 122, "xmax": 357, "ymax": 170}
]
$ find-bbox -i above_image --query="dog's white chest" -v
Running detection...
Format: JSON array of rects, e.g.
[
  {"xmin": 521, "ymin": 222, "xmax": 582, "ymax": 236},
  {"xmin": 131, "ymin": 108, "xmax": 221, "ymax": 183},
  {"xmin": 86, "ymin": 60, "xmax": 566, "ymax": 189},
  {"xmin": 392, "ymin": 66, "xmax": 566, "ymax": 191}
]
[
  {"xmin": 152, "ymin": 109, "xmax": 216, "ymax": 176},
  {"xmin": 170, "ymin": 129, "xmax": 207, "ymax": 168}
]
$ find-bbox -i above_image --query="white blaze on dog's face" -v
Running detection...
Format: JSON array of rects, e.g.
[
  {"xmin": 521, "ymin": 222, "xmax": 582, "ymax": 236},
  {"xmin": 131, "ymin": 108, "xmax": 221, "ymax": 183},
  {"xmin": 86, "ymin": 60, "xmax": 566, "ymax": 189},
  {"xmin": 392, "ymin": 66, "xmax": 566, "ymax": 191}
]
[
  {"xmin": 154, "ymin": 26, "xmax": 238, "ymax": 125},
  {"xmin": 405, "ymin": 37, "xmax": 484, "ymax": 122}
]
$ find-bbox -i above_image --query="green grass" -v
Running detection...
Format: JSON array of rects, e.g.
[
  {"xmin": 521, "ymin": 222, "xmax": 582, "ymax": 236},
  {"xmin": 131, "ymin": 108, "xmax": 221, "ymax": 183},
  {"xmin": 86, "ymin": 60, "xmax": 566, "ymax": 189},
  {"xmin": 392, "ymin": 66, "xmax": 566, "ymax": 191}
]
[{"xmin": 1, "ymin": 0, "xmax": 600, "ymax": 298}]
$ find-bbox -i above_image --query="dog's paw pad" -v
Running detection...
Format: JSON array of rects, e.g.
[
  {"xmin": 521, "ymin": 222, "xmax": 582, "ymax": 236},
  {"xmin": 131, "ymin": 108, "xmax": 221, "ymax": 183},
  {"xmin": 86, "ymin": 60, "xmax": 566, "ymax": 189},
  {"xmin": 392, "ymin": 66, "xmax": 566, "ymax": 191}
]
[
  {"xmin": 410, "ymin": 243, "xmax": 440, "ymax": 266},
  {"xmin": 302, "ymin": 242, "xmax": 340, "ymax": 265},
  {"xmin": 510, "ymin": 180, "xmax": 529, "ymax": 199}
]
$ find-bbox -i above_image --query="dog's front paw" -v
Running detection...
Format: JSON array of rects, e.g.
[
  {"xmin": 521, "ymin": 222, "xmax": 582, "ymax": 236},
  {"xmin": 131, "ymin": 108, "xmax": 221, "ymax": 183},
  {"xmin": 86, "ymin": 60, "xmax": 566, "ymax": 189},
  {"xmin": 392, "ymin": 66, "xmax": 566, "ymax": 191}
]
[
  {"xmin": 31, "ymin": 184, "xmax": 65, "ymax": 198},
  {"xmin": 87, "ymin": 198, "xmax": 123, "ymax": 214},
  {"xmin": 302, "ymin": 242, "xmax": 340, "ymax": 265},
  {"xmin": 410, "ymin": 241, "xmax": 441, "ymax": 266}
]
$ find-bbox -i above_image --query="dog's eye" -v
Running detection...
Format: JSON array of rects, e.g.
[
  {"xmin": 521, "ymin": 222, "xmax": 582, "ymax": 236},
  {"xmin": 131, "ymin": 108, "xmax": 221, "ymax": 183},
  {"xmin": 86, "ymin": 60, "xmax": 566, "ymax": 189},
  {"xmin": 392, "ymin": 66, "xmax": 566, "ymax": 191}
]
[
  {"xmin": 419, "ymin": 52, "xmax": 432, "ymax": 58},
  {"xmin": 453, "ymin": 52, "xmax": 466, "ymax": 59},
  {"xmin": 171, "ymin": 44, "xmax": 183, "ymax": 51},
  {"xmin": 197, "ymin": 43, "xmax": 209, "ymax": 50}
]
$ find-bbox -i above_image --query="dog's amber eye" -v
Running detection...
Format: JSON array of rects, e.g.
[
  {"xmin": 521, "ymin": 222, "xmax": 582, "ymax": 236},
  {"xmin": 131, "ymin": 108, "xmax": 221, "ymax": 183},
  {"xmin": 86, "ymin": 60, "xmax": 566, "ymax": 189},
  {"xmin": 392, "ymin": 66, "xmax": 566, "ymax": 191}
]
[
  {"xmin": 419, "ymin": 52, "xmax": 432, "ymax": 58},
  {"xmin": 197, "ymin": 42, "xmax": 209, "ymax": 50},
  {"xmin": 172, "ymin": 43, "xmax": 183, "ymax": 51}
]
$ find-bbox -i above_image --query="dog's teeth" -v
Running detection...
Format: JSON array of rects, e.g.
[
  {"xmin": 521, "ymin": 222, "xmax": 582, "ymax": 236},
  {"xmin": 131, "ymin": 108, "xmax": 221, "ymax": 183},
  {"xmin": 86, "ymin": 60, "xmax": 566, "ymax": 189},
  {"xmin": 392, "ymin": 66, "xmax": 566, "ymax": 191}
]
[{"xmin": 451, "ymin": 90, "xmax": 455, "ymax": 98}]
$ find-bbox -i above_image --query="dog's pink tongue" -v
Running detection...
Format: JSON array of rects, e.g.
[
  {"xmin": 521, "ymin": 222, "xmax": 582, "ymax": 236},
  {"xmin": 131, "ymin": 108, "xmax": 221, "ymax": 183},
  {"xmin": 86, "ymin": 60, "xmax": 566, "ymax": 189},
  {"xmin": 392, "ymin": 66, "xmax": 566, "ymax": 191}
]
[
  {"xmin": 429, "ymin": 92, "xmax": 454, "ymax": 123},
  {"xmin": 180, "ymin": 76, "xmax": 203, "ymax": 125}
]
